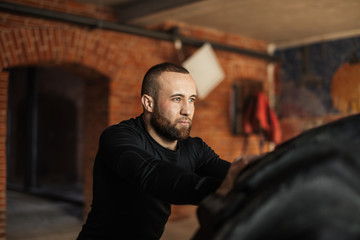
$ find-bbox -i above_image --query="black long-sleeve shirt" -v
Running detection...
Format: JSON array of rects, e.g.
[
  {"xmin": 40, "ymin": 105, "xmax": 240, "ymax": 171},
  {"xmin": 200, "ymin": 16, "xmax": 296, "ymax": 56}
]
[{"xmin": 77, "ymin": 115, "xmax": 230, "ymax": 240}]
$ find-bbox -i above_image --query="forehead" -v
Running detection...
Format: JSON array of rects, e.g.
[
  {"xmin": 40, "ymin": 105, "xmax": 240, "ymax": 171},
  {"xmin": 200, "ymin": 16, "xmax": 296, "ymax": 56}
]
[{"xmin": 158, "ymin": 71, "xmax": 197, "ymax": 96}]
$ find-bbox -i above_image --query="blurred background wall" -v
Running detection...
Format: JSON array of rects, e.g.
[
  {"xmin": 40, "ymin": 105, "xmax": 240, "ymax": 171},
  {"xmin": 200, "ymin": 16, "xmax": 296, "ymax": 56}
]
[{"xmin": 0, "ymin": 0, "xmax": 359, "ymax": 239}]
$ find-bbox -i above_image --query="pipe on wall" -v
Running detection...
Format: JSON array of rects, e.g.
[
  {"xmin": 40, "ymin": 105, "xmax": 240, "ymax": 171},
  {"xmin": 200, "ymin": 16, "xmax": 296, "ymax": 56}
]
[{"xmin": 0, "ymin": 1, "xmax": 278, "ymax": 62}]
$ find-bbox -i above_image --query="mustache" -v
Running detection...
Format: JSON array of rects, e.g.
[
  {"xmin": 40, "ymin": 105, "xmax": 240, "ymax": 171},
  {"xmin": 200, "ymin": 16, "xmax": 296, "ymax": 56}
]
[{"xmin": 176, "ymin": 117, "xmax": 192, "ymax": 122}]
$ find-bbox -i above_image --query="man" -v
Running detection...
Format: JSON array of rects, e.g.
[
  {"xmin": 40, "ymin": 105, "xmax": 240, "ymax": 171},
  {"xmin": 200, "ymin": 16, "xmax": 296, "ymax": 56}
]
[{"xmin": 77, "ymin": 62, "xmax": 249, "ymax": 240}]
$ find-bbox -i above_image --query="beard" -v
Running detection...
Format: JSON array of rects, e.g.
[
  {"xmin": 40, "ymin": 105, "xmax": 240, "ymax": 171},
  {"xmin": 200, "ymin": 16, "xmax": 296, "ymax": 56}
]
[{"xmin": 150, "ymin": 104, "xmax": 192, "ymax": 141}]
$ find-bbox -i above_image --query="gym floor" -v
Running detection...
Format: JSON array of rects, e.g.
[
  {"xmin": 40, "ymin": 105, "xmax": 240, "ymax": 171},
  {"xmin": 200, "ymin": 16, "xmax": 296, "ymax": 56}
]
[{"xmin": 7, "ymin": 190, "xmax": 199, "ymax": 240}]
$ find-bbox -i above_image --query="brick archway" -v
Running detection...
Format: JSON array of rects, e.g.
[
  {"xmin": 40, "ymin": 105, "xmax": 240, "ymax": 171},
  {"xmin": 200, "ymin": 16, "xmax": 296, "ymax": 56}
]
[
  {"xmin": 0, "ymin": 26, "xmax": 121, "ymax": 78},
  {"xmin": 0, "ymin": 26, "xmax": 117, "ymax": 238}
]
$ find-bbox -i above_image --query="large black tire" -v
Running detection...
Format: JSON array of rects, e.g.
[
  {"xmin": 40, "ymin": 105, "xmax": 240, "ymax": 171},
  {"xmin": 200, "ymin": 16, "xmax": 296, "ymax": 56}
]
[{"xmin": 193, "ymin": 114, "xmax": 360, "ymax": 240}]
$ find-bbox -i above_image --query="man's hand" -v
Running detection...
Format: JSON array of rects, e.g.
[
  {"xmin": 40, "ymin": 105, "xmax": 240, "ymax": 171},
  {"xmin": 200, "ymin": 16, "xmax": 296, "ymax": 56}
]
[{"xmin": 216, "ymin": 155, "xmax": 259, "ymax": 196}]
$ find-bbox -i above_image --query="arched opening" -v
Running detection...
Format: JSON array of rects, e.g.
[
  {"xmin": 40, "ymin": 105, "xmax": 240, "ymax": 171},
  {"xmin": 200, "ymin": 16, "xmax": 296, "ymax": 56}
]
[{"xmin": 6, "ymin": 64, "xmax": 109, "ymax": 239}]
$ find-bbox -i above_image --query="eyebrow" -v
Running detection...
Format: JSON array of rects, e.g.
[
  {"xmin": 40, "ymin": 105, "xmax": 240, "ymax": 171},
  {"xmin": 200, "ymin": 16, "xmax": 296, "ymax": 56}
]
[{"xmin": 170, "ymin": 93, "xmax": 197, "ymax": 98}]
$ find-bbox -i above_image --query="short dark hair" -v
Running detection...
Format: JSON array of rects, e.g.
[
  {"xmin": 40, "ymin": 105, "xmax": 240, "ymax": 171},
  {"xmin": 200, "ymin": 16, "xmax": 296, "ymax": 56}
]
[{"xmin": 141, "ymin": 62, "xmax": 189, "ymax": 100}]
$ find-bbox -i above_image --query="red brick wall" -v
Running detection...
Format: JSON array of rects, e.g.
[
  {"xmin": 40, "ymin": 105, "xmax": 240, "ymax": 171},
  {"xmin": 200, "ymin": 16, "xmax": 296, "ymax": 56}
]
[
  {"xmin": 0, "ymin": 72, "xmax": 8, "ymax": 239},
  {"xmin": 0, "ymin": 0, "xmax": 274, "ymax": 236}
]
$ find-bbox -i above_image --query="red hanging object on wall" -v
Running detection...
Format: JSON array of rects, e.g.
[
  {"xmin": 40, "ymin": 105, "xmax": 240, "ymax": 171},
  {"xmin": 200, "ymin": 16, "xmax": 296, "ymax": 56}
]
[{"xmin": 243, "ymin": 92, "xmax": 282, "ymax": 144}]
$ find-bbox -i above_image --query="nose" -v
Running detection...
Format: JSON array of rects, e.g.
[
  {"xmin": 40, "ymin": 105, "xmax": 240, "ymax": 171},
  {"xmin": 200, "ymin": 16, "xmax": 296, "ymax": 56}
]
[{"xmin": 180, "ymin": 100, "xmax": 193, "ymax": 116}]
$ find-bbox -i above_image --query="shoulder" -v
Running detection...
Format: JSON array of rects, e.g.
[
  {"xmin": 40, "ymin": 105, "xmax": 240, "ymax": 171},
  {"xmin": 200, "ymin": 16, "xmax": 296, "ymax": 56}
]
[
  {"xmin": 100, "ymin": 115, "xmax": 146, "ymax": 143},
  {"xmin": 106, "ymin": 115, "xmax": 143, "ymax": 132}
]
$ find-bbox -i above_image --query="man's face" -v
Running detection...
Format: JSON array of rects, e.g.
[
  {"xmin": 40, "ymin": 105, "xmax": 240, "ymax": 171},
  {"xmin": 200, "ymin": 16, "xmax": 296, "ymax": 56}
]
[{"xmin": 150, "ymin": 71, "xmax": 197, "ymax": 141}]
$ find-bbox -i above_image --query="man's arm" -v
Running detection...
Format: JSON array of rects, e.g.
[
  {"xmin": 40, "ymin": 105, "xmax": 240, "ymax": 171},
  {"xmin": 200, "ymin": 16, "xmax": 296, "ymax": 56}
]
[
  {"xmin": 99, "ymin": 125, "xmax": 223, "ymax": 205},
  {"xmin": 192, "ymin": 138, "xmax": 231, "ymax": 179}
]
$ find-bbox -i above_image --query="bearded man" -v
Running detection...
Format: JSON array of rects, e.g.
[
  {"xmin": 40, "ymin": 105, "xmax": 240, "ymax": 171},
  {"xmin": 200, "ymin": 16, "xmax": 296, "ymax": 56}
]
[{"xmin": 77, "ymin": 62, "xmax": 249, "ymax": 240}]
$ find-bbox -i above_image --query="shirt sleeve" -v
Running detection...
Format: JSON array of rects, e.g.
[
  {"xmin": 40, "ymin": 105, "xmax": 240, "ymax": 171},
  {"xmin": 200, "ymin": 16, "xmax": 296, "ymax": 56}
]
[
  {"xmin": 98, "ymin": 125, "xmax": 224, "ymax": 205},
  {"xmin": 193, "ymin": 138, "xmax": 231, "ymax": 179}
]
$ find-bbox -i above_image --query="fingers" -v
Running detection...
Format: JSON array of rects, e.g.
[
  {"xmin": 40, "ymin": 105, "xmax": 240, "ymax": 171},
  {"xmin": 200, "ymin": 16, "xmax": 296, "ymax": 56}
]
[
  {"xmin": 216, "ymin": 160, "xmax": 246, "ymax": 196},
  {"xmin": 216, "ymin": 154, "xmax": 262, "ymax": 196},
  {"xmin": 233, "ymin": 154, "xmax": 260, "ymax": 165},
  {"xmin": 228, "ymin": 160, "xmax": 246, "ymax": 176},
  {"xmin": 233, "ymin": 155, "xmax": 243, "ymax": 163}
]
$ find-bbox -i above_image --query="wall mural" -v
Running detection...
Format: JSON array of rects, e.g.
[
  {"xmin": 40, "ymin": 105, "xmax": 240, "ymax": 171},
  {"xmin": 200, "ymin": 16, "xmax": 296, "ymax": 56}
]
[{"xmin": 275, "ymin": 36, "xmax": 360, "ymax": 119}]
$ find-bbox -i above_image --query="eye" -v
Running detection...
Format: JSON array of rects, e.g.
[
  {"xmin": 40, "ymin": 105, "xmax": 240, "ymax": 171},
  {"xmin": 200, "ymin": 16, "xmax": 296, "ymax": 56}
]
[
  {"xmin": 172, "ymin": 97, "xmax": 181, "ymax": 102},
  {"xmin": 189, "ymin": 98, "xmax": 196, "ymax": 103}
]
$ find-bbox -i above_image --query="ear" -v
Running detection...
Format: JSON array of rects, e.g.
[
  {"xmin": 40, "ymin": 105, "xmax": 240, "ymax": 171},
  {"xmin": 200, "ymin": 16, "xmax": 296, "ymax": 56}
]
[{"xmin": 141, "ymin": 94, "xmax": 154, "ymax": 113}]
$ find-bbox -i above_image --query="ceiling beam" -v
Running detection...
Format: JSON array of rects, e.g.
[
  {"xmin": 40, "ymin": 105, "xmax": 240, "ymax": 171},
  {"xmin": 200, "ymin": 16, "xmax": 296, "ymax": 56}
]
[
  {"xmin": 274, "ymin": 28, "xmax": 360, "ymax": 50},
  {"xmin": 0, "ymin": 1, "xmax": 277, "ymax": 62},
  {"xmin": 114, "ymin": 0, "xmax": 201, "ymax": 23}
]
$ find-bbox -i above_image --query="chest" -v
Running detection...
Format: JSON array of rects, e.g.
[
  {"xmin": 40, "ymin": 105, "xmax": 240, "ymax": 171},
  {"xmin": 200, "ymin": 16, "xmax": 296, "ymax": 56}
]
[{"xmin": 146, "ymin": 143, "xmax": 198, "ymax": 172}]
